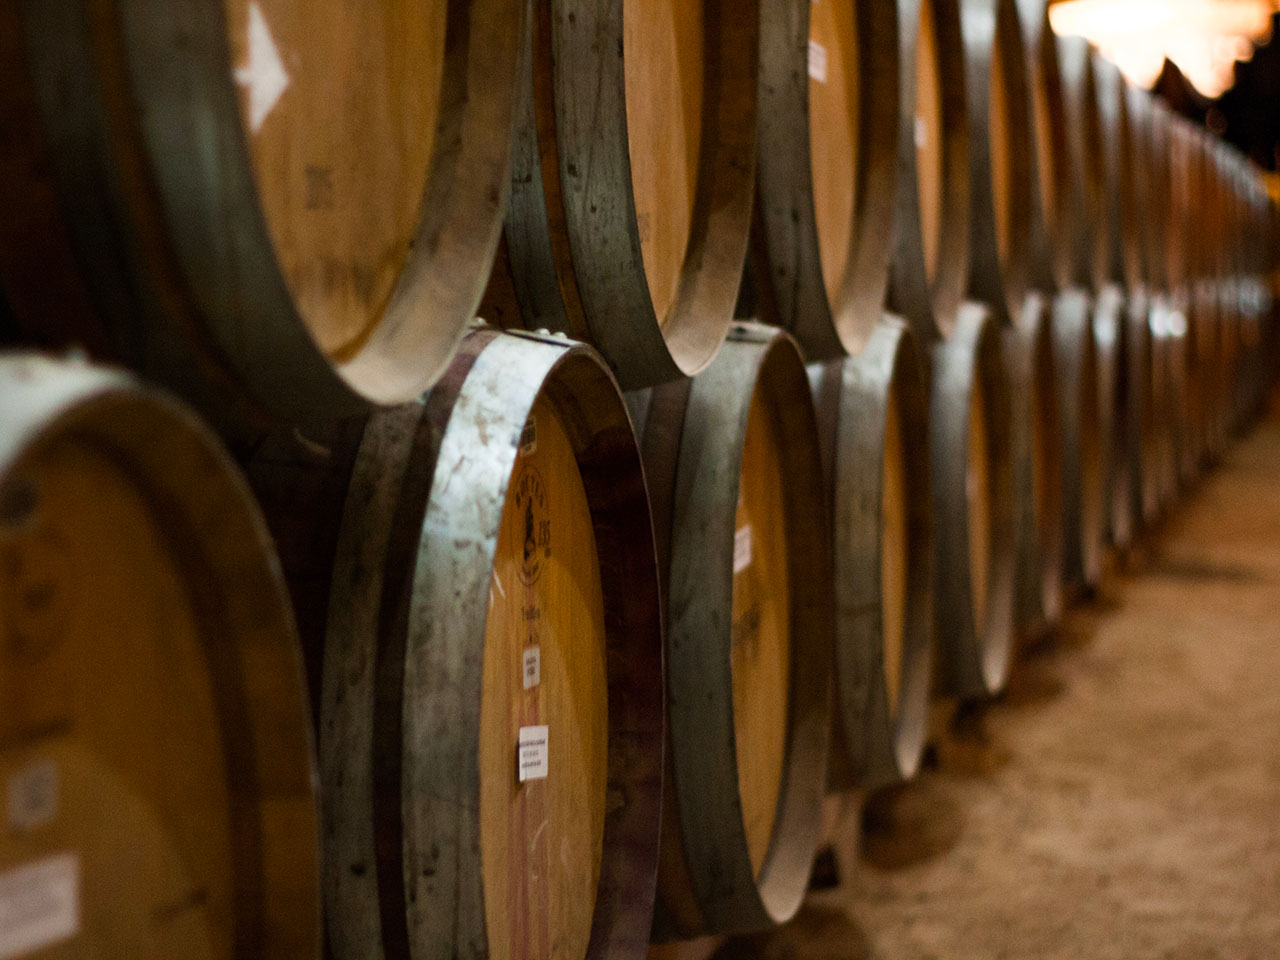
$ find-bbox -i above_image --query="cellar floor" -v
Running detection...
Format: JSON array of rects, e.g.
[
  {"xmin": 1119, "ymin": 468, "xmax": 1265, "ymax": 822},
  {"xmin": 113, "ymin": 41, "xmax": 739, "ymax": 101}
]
[{"xmin": 716, "ymin": 408, "xmax": 1280, "ymax": 960}]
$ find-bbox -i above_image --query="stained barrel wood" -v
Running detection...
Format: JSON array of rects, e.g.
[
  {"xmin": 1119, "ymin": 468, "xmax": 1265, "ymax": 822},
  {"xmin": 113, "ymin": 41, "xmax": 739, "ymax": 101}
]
[
  {"xmin": 1055, "ymin": 35, "xmax": 1107, "ymax": 293},
  {"xmin": 633, "ymin": 323, "xmax": 832, "ymax": 937},
  {"xmin": 1053, "ymin": 288, "xmax": 1106, "ymax": 591},
  {"xmin": 931, "ymin": 304, "xmax": 1014, "ymax": 699},
  {"xmin": 0, "ymin": 354, "xmax": 319, "ymax": 958},
  {"xmin": 1093, "ymin": 55, "xmax": 1144, "ymax": 296},
  {"xmin": 1016, "ymin": 0, "xmax": 1073, "ymax": 292},
  {"xmin": 752, "ymin": 0, "xmax": 899, "ymax": 358},
  {"xmin": 1007, "ymin": 293, "xmax": 1065, "ymax": 634},
  {"xmin": 0, "ymin": 0, "xmax": 523, "ymax": 425},
  {"xmin": 501, "ymin": 0, "xmax": 758, "ymax": 388},
  {"xmin": 887, "ymin": 0, "xmax": 972, "ymax": 341},
  {"xmin": 244, "ymin": 328, "xmax": 664, "ymax": 960},
  {"xmin": 959, "ymin": 0, "xmax": 1034, "ymax": 325},
  {"xmin": 809, "ymin": 318, "xmax": 932, "ymax": 790},
  {"xmin": 1093, "ymin": 285, "xmax": 1132, "ymax": 550}
]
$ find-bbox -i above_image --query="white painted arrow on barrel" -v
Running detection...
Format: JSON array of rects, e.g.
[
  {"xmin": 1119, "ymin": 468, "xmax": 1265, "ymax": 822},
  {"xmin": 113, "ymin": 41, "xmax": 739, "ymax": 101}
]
[{"xmin": 234, "ymin": 2, "xmax": 289, "ymax": 133}]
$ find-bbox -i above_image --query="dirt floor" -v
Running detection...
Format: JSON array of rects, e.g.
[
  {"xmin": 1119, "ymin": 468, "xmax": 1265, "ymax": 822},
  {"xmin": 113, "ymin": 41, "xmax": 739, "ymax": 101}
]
[{"xmin": 712, "ymin": 416, "xmax": 1280, "ymax": 960}]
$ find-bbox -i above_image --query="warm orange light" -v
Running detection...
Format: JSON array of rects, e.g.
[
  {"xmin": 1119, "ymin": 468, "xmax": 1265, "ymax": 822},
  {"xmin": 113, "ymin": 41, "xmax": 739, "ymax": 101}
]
[{"xmin": 1050, "ymin": 0, "xmax": 1278, "ymax": 96}]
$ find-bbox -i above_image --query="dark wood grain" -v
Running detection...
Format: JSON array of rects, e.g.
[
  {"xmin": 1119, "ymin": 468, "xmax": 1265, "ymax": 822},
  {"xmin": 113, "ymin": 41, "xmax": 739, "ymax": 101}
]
[
  {"xmin": 810, "ymin": 318, "xmax": 933, "ymax": 791},
  {"xmin": 930, "ymin": 304, "xmax": 1015, "ymax": 700}
]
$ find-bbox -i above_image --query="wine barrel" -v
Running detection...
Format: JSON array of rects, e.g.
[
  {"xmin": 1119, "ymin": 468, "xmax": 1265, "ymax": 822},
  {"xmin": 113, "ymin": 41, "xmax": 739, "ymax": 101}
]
[
  {"xmin": 1016, "ymin": 0, "xmax": 1073, "ymax": 293},
  {"xmin": 244, "ymin": 328, "xmax": 664, "ymax": 960},
  {"xmin": 1092, "ymin": 284, "xmax": 1132, "ymax": 550},
  {"xmin": 501, "ymin": 0, "xmax": 757, "ymax": 388},
  {"xmin": 751, "ymin": 0, "xmax": 899, "ymax": 358},
  {"xmin": 1006, "ymin": 293, "xmax": 1065, "ymax": 634},
  {"xmin": 931, "ymin": 304, "xmax": 1015, "ymax": 699},
  {"xmin": 809, "ymin": 317, "xmax": 932, "ymax": 790},
  {"xmin": 0, "ymin": 354, "xmax": 318, "ymax": 957},
  {"xmin": 1094, "ymin": 56, "xmax": 1144, "ymax": 295},
  {"xmin": 887, "ymin": 0, "xmax": 972, "ymax": 341},
  {"xmin": 633, "ymin": 323, "xmax": 832, "ymax": 937},
  {"xmin": 0, "ymin": 0, "xmax": 523, "ymax": 426},
  {"xmin": 959, "ymin": 0, "xmax": 1033, "ymax": 325},
  {"xmin": 1053, "ymin": 288, "xmax": 1106, "ymax": 591},
  {"xmin": 1055, "ymin": 35, "xmax": 1107, "ymax": 294},
  {"xmin": 1168, "ymin": 113, "xmax": 1203, "ymax": 485}
]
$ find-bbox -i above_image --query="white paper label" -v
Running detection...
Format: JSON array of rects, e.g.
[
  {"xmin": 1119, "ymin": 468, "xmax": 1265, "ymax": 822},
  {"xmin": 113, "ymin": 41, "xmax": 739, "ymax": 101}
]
[
  {"xmin": 519, "ymin": 415, "xmax": 537, "ymax": 458},
  {"xmin": 0, "ymin": 853, "xmax": 79, "ymax": 959},
  {"xmin": 808, "ymin": 40, "xmax": 828, "ymax": 83},
  {"xmin": 7, "ymin": 762, "xmax": 58, "ymax": 833},
  {"xmin": 733, "ymin": 525, "xmax": 753, "ymax": 574},
  {"xmin": 522, "ymin": 646, "xmax": 541, "ymax": 690},
  {"xmin": 517, "ymin": 726, "xmax": 549, "ymax": 783}
]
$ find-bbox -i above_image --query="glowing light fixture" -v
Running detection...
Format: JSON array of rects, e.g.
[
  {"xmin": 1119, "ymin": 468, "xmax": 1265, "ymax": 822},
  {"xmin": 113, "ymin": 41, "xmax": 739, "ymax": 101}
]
[{"xmin": 1050, "ymin": 0, "xmax": 1277, "ymax": 97}]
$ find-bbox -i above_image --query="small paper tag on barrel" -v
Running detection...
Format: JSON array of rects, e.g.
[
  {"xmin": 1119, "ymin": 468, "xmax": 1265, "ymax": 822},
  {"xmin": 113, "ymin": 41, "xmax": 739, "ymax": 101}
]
[
  {"xmin": 518, "ymin": 726, "xmax": 549, "ymax": 783},
  {"xmin": 522, "ymin": 646, "xmax": 541, "ymax": 690}
]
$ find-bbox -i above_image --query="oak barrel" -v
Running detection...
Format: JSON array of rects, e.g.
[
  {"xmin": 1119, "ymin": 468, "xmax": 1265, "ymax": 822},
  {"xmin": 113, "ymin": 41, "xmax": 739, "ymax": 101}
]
[
  {"xmin": 0, "ymin": 0, "xmax": 523, "ymax": 425},
  {"xmin": 1055, "ymin": 35, "xmax": 1107, "ymax": 294},
  {"xmin": 1016, "ymin": 0, "xmax": 1073, "ymax": 292},
  {"xmin": 0, "ymin": 353, "xmax": 319, "ymax": 957},
  {"xmin": 752, "ymin": 0, "xmax": 900, "ymax": 358},
  {"xmin": 959, "ymin": 0, "xmax": 1034, "ymax": 325},
  {"xmin": 1007, "ymin": 293, "xmax": 1065, "ymax": 634},
  {"xmin": 888, "ymin": 0, "xmax": 972, "ymax": 341},
  {"xmin": 931, "ymin": 304, "xmax": 1015, "ymax": 699},
  {"xmin": 632, "ymin": 323, "xmax": 833, "ymax": 937},
  {"xmin": 1053, "ymin": 288, "xmax": 1106, "ymax": 591},
  {"xmin": 501, "ymin": 0, "xmax": 758, "ymax": 387},
  {"xmin": 245, "ymin": 328, "xmax": 664, "ymax": 960},
  {"xmin": 810, "ymin": 317, "xmax": 933, "ymax": 789},
  {"xmin": 1092, "ymin": 285, "xmax": 1133, "ymax": 550}
]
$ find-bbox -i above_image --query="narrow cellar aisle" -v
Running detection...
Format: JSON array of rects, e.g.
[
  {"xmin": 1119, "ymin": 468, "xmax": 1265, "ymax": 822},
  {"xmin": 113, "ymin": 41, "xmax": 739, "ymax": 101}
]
[{"xmin": 722, "ymin": 408, "xmax": 1280, "ymax": 960}]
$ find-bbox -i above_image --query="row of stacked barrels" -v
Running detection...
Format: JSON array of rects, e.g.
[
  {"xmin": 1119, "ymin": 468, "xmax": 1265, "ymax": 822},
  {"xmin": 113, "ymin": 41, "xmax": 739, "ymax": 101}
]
[{"xmin": 0, "ymin": 0, "xmax": 1275, "ymax": 956}]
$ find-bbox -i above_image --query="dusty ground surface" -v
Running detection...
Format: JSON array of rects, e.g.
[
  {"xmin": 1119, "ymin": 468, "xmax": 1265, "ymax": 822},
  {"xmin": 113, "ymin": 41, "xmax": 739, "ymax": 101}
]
[{"xmin": 712, "ymin": 417, "xmax": 1280, "ymax": 960}]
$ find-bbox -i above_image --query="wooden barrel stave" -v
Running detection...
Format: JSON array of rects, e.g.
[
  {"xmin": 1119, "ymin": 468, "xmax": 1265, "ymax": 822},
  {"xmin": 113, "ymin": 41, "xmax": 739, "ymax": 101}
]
[
  {"xmin": 636, "ymin": 323, "xmax": 833, "ymax": 938},
  {"xmin": 1052, "ymin": 288, "xmax": 1106, "ymax": 590},
  {"xmin": 959, "ymin": 0, "xmax": 1034, "ymax": 325},
  {"xmin": 1015, "ymin": 0, "xmax": 1073, "ymax": 293},
  {"xmin": 930, "ymin": 304, "xmax": 1015, "ymax": 699},
  {"xmin": 887, "ymin": 0, "xmax": 972, "ymax": 342},
  {"xmin": 0, "ymin": 353, "xmax": 320, "ymax": 958},
  {"xmin": 1055, "ymin": 35, "xmax": 1107, "ymax": 294},
  {"xmin": 1007, "ymin": 292, "xmax": 1066, "ymax": 632},
  {"xmin": 810, "ymin": 317, "xmax": 933, "ymax": 790},
  {"xmin": 244, "ymin": 328, "xmax": 664, "ymax": 960}
]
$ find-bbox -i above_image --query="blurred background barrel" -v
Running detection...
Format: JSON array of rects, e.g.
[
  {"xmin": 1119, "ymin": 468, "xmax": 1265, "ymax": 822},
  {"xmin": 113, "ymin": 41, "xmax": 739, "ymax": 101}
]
[
  {"xmin": 246, "ymin": 328, "xmax": 664, "ymax": 960},
  {"xmin": 810, "ymin": 318, "xmax": 933, "ymax": 790},
  {"xmin": 499, "ymin": 0, "xmax": 757, "ymax": 387},
  {"xmin": 931, "ymin": 305, "xmax": 1015, "ymax": 699},
  {"xmin": 633, "ymin": 324, "xmax": 832, "ymax": 938},
  {"xmin": 0, "ymin": 354, "xmax": 319, "ymax": 958},
  {"xmin": 1006, "ymin": 296, "xmax": 1066, "ymax": 637},
  {"xmin": 0, "ymin": 0, "xmax": 524, "ymax": 426},
  {"xmin": 959, "ymin": 0, "xmax": 1034, "ymax": 326}
]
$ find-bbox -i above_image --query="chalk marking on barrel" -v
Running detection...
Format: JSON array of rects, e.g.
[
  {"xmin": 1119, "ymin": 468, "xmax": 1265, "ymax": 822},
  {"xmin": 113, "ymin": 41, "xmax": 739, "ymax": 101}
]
[{"xmin": 234, "ymin": 2, "xmax": 290, "ymax": 133}]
